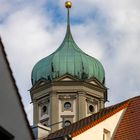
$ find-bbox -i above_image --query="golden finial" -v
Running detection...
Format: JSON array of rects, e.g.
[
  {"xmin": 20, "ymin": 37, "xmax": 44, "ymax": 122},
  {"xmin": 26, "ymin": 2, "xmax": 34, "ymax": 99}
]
[{"xmin": 65, "ymin": 1, "xmax": 72, "ymax": 8}]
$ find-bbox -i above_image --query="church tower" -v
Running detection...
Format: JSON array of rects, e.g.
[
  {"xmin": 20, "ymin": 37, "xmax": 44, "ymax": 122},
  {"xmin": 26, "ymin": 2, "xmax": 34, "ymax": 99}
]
[{"xmin": 30, "ymin": 1, "xmax": 107, "ymax": 132}]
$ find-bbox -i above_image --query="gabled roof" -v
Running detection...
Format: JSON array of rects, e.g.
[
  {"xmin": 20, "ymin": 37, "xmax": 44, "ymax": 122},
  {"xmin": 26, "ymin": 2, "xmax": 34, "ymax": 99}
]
[
  {"xmin": 0, "ymin": 38, "xmax": 34, "ymax": 139},
  {"xmin": 47, "ymin": 97, "xmax": 130, "ymax": 140},
  {"xmin": 31, "ymin": 73, "xmax": 81, "ymax": 90}
]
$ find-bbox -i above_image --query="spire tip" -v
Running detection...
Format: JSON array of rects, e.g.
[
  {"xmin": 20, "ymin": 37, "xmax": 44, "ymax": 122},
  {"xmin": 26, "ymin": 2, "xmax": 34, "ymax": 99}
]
[{"xmin": 65, "ymin": 1, "xmax": 72, "ymax": 8}]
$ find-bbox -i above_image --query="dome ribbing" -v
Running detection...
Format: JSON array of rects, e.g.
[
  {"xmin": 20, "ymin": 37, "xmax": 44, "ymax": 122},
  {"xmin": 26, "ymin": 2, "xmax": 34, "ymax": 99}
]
[{"xmin": 31, "ymin": 5, "xmax": 105, "ymax": 85}]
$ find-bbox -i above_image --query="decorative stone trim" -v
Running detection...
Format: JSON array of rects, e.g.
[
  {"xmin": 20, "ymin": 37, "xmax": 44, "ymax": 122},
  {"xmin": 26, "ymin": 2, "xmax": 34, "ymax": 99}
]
[{"xmin": 59, "ymin": 94, "xmax": 76, "ymax": 100}]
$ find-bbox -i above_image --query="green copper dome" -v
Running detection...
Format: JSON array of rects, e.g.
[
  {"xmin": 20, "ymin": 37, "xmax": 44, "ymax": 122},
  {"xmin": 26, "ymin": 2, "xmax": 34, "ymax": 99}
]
[{"xmin": 31, "ymin": 7, "xmax": 105, "ymax": 85}]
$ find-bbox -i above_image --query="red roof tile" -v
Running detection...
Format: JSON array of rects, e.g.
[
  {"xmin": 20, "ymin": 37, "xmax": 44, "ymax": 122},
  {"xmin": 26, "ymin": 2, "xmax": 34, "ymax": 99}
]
[{"xmin": 114, "ymin": 96, "xmax": 140, "ymax": 140}]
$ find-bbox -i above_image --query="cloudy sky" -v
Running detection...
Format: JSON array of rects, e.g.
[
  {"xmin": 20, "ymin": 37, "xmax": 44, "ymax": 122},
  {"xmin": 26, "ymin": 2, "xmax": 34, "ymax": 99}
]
[{"xmin": 0, "ymin": 0, "xmax": 140, "ymax": 124}]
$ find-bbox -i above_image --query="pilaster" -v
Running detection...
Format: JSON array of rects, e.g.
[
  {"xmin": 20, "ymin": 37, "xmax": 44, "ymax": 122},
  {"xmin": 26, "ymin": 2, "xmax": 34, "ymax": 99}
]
[
  {"xmin": 50, "ymin": 92, "xmax": 59, "ymax": 132},
  {"xmin": 33, "ymin": 101, "xmax": 39, "ymax": 124},
  {"xmin": 77, "ymin": 92, "xmax": 86, "ymax": 120}
]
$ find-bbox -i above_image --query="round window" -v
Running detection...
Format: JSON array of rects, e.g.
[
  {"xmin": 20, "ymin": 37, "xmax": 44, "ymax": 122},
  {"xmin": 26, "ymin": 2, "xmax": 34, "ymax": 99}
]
[
  {"xmin": 64, "ymin": 120, "xmax": 71, "ymax": 127},
  {"xmin": 64, "ymin": 102, "xmax": 71, "ymax": 109},
  {"xmin": 42, "ymin": 106, "xmax": 47, "ymax": 113},
  {"xmin": 89, "ymin": 105, "xmax": 95, "ymax": 112}
]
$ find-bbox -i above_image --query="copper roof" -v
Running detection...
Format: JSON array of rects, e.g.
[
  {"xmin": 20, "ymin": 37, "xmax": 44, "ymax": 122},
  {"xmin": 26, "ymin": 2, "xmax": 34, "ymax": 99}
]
[
  {"xmin": 31, "ymin": 4, "xmax": 105, "ymax": 86},
  {"xmin": 47, "ymin": 98, "xmax": 130, "ymax": 140}
]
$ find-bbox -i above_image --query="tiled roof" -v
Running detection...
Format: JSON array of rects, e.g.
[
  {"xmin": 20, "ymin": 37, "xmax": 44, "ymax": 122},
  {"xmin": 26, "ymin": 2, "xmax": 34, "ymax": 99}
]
[
  {"xmin": 114, "ymin": 96, "xmax": 140, "ymax": 140},
  {"xmin": 47, "ymin": 98, "xmax": 130, "ymax": 140}
]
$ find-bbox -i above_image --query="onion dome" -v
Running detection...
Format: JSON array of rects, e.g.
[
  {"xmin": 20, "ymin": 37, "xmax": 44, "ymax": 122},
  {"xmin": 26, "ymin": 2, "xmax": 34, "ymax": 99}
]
[{"xmin": 31, "ymin": 1, "xmax": 105, "ymax": 85}]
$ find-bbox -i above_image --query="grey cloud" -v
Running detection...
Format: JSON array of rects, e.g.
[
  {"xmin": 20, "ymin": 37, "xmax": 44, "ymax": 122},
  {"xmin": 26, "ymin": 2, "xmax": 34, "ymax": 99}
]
[{"xmin": 0, "ymin": 0, "xmax": 140, "ymax": 124}]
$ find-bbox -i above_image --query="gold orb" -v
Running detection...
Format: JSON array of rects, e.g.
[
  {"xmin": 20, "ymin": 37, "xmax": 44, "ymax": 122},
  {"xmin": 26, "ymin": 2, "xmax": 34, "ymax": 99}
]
[{"xmin": 65, "ymin": 1, "xmax": 72, "ymax": 8}]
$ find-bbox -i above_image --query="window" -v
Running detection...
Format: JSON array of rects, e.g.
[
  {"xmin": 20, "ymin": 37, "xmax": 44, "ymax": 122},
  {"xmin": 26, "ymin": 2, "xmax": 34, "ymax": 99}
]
[
  {"xmin": 89, "ymin": 105, "xmax": 95, "ymax": 112},
  {"xmin": 42, "ymin": 106, "xmax": 47, "ymax": 113},
  {"xmin": 64, "ymin": 102, "xmax": 71, "ymax": 110},
  {"xmin": 41, "ymin": 105, "xmax": 48, "ymax": 116},
  {"xmin": 61, "ymin": 115, "xmax": 74, "ymax": 128},
  {"xmin": 103, "ymin": 129, "xmax": 111, "ymax": 140},
  {"xmin": 64, "ymin": 120, "xmax": 71, "ymax": 127},
  {"xmin": 86, "ymin": 99, "xmax": 98, "ymax": 114},
  {"xmin": 62, "ymin": 100, "xmax": 73, "ymax": 112}
]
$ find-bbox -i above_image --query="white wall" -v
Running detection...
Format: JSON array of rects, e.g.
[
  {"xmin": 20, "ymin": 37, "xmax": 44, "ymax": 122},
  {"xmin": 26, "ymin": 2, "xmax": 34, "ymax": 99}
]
[{"xmin": 73, "ymin": 109, "xmax": 126, "ymax": 140}]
